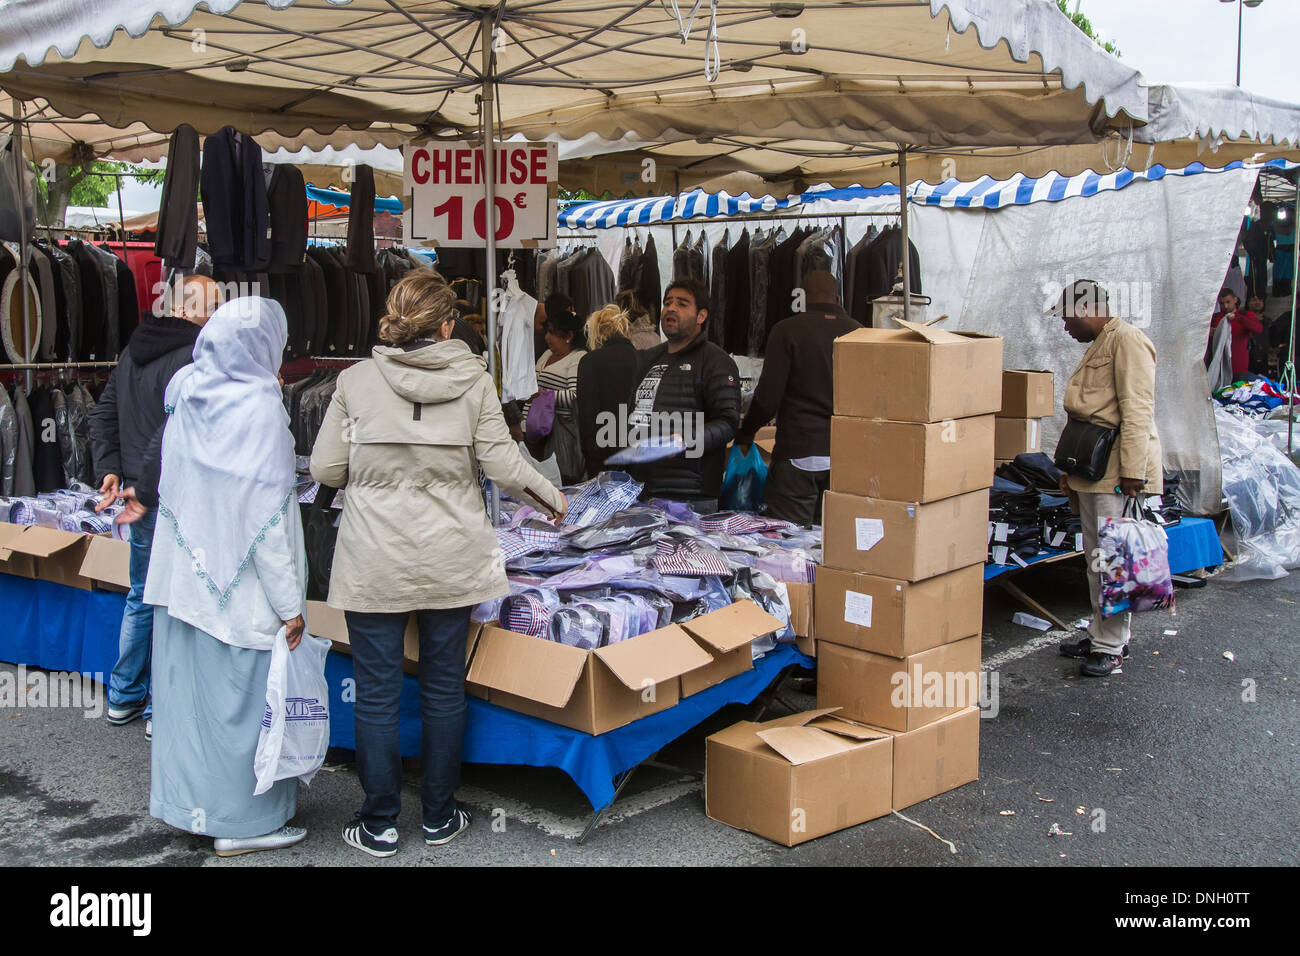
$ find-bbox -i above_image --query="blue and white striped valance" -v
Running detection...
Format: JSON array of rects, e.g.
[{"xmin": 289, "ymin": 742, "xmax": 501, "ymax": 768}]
[{"xmin": 559, "ymin": 159, "xmax": 1297, "ymax": 228}]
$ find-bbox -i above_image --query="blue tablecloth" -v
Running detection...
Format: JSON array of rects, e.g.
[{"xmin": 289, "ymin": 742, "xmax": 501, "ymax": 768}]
[
  {"xmin": 0, "ymin": 574, "xmax": 810, "ymax": 809},
  {"xmin": 984, "ymin": 516, "xmax": 1222, "ymax": 581}
]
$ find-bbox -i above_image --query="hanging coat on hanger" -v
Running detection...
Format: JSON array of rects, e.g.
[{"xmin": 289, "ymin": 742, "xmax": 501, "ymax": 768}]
[
  {"xmin": 709, "ymin": 230, "xmax": 728, "ymax": 348},
  {"xmin": 344, "ymin": 164, "xmax": 377, "ymax": 274},
  {"xmin": 200, "ymin": 126, "xmax": 270, "ymax": 272},
  {"xmin": 723, "ymin": 227, "xmax": 751, "ymax": 355},
  {"xmin": 154, "ymin": 124, "xmax": 201, "ymax": 270},
  {"xmin": 267, "ymin": 164, "xmax": 308, "ymax": 273}
]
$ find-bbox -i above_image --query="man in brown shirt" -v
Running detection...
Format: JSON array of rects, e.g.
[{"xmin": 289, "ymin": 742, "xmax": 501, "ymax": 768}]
[{"xmin": 1052, "ymin": 280, "xmax": 1162, "ymax": 677}]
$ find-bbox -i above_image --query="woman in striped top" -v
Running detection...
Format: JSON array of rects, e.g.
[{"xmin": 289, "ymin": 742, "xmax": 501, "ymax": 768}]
[{"xmin": 525, "ymin": 304, "xmax": 588, "ymax": 482}]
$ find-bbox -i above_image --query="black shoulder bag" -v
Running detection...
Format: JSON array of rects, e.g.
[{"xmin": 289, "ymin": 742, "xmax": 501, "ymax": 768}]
[{"xmin": 1053, "ymin": 420, "xmax": 1118, "ymax": 482}]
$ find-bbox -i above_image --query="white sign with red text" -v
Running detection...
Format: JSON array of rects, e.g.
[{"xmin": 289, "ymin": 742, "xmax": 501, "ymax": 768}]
[{"xmin": 404, "ymin": 141, "xmax": 557, "ymax": 248}]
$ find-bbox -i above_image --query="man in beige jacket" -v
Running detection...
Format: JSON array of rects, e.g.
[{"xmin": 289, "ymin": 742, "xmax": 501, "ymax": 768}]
[{"xmin": 1053, "ymin": 280, "xmax": 1163, "ymax": 677}]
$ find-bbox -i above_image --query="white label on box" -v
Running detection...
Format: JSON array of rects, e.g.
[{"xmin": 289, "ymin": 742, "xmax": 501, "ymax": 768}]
[
  {"xmin": 844, "ymin": 590, "xmax": 874, "ymax": 628},
  {"xmin": 855, "ymin": 518, "xmax": 885, "ymax": 551},
  {"xmin": 992, "ymin": 545, "xmax": 1009, "ymax": 565},
  {"xmin": 1029, "ymin": 420, "xmax": 1039, "ymax": 449},
  {"xmin": 1075, "ymin": 533, "xmax": 1084, "ymax": 552},
  {"xmin": 994, "ymin": 522, "xmax": 1009, "ymax": 543}
]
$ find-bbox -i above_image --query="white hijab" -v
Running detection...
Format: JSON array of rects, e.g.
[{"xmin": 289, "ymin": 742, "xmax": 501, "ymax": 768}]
[{"xmin": 159, "ymin": 297, "xmax": 294, "ymax": 603}]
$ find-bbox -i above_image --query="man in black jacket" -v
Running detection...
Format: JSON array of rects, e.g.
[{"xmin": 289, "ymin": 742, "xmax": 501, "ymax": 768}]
[
  {"xmin": 628, "ymin": 278, "xmax": 740, "ymax": 509},
  {"xmin": 736, "ymin": 270, "xmax": 861, "ymax": 525},
  {"xmin": 89, "ymin": 275, "xmax": 221, "ymax": 735}
]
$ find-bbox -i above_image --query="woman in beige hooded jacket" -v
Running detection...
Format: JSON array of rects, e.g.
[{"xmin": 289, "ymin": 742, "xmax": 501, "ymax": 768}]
[{"xmin": 310, "ymin": 269, "xmax": 565, "ymax": 858}]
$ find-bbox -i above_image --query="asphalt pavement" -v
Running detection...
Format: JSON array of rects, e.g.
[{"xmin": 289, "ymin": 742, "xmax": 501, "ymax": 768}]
[{"xmin": 1, "ymin": 560, "xmax": 1296, "ymax": 867}]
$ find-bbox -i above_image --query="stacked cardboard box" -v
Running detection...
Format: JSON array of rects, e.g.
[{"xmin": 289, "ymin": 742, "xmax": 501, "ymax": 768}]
[
  {"xmin": 994, "ymin": 370, "xmax": 1054, "ymax": 464},
  {"xmin": 0, "ymin": 520, "xmax": 131, "ymax": 591},
  {"xmin": 818, "ymin": 320, "xmax": 997, "ymax": 808},
  {"xmin": 707, "ymin": 321, "xmax": 998, "ymax": 845}
]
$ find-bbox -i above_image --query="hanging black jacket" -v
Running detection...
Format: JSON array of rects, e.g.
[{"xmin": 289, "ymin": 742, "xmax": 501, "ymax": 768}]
[
  {"xmin": 89, "ymin": 315, "xmax": 200, "ymax": 488},
  {"xmin": 576, "ymin": 334, "xmax": 639, "ymax": 477},
  {"xmin": 154, "ymin": 123, "xmax": 200, "ymax": 270},
  {"xmin": 66, "ymin": 240, "xmax": 109, "ymax": 360},
  {"xmin": 629, "ymin": 332, "xmax": 741, "ymax": 502},
  {"xmin": 28, "ymin": 386, "xmax": 64, "ymax": 493},
  {"xmin": 200, "ymin": 126, "xmax": 270, "ymax": 271},
  {"xmin": 267, "ymin": 164, "xmax": 308, "ymax": 273}
]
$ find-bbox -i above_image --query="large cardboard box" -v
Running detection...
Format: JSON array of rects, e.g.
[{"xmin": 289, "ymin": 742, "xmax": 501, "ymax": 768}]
[
  {"xmin": 6, "ymin": 526, "xmax": 95, "ymax": 589},
  {"xmin": 817, "ymin": 635, "xmax": 981, "ymax": 732},
  {"xmin": 829, "ymin": 415, "xmax": 995, "ymax": 503},
  {"xmin": 821, "ymin": 489, "xmax": 990, "ymax": 581},
  {"xmin": 814, "ymin": 564, "xmax": 983, "ymax": 657},
  {"xmin": 678, "ymin": 600, "xmax": 784, "ymax": 697},
  {"xmin": 833, "ymin": 321, "xmax": 1003, "ymax": 422},
  {"xmin": 1000, "ymin": 369, "xmax": 1054, "ymax": 419},
  {"xmin": 993, "ymin": 417, "xmax": 1042, "ymax": 459},
  {"xmin": 705, "ymin": 708, "xmax": 893, "ymax": 846},
  {"xmin": 468, "ymin": 623, "xmax": 710, "ymax": 735},
  {"xmin": 0, "ymin": 522, "xmax": 37, "ymax": 578},
  {"xmin": 78, "ymin": 535, "xmax": 131, "ymax": 592},
  {"xmin": 870, "ymin": 706, "xmax": 981, "ymax": 810}
]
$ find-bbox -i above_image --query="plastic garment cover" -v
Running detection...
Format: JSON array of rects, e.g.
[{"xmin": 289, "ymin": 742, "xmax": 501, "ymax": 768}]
[
  {"xmin": 1097, "ymin": 500, "xmax": 1175, "ymax": 618},
  {"xmin": 646, "ymin": 497, "xmax": 703, "ymax": 529},
  {"xmin": 563, "ymin": 506, "xmax": 666, "ymax": 551},
  {"xmin": 560, "ymin": 471, "xmax": 643, "ymax": 529},
  {"xmin": 720, "ymin": 445, "xmax": 767, "ymax": 513},
  {"xmin": 549, "ymin": 604, "xmax": 605, "ymax": 650},
  {"xmin": 1215, "ymin": 406, "xmax": 1300, "ymax": 580},
  {"xmin": 0, "ymin": 387, "xmax": 16, "ymax": 496},
  {"xmin": 730, "ymin": 567, "xmax": 792, "ymax": 649}
]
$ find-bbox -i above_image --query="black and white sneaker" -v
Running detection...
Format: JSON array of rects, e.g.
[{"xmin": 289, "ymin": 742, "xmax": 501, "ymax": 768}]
[
  {"xmin": 342, "ymin": 816, "xmax": 398, "ymax": 858},
  {"xmin": 106, "ymin": 701, "xmax": 147, "ymax": 726},
  {"xmin": 424, "ymin": 806, "xmax": 472, "ymax": 846}
]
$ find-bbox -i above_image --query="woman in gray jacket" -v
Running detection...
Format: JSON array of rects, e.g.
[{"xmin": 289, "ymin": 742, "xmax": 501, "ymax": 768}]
[{"xmin": 310, "ymin": 269, "xmax": 566, "ymax": 858}]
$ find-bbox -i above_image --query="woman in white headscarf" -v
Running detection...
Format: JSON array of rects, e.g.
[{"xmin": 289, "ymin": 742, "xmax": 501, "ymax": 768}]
[{"xmin": 130, "ymin": 296, "xmax": 310, "ymax": 857}]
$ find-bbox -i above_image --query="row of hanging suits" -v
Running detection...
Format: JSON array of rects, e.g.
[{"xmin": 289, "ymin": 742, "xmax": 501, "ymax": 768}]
[
  {"xmin": 1, "ymin": 238, "xmax": 140, "ymax": 364},
  {"xmin": 0, "ymin": 378, "xmax": 100, "ymax": 496},
  {"xmin": 540, "ymin": 245, "xmax": 618, "ymax": 319},
  {"xmin": 616, "ymin": 235, "xmax": 663, "ymax": 321},
  {"xmin": 844, "ymin": 224, "xmax": 922, "ymax": 325},
  {"xmin": 666, "ymin": 225, "xmax": 843, "ymax": 357}
]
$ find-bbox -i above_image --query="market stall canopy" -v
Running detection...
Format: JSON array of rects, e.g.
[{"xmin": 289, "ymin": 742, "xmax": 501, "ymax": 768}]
[{"xmin": 0, "ymin": 0, "xmax": 1148, "ymax": 163}]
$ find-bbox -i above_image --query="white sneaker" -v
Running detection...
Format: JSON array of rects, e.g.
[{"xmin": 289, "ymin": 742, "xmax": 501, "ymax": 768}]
[
  {"xmin": 214, "ymin": 825, "xmax": 307, "ymax": 858},
  {"xmin": 144, "ymin": 719, "xmax": 152, "ymax": 742}
]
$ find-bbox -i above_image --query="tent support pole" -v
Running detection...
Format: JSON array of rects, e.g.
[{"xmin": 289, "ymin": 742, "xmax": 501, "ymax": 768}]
[
  {"xmin": 1289, "ymin": 174, "xmax": 1299, "ymax": 454},
  {"xmin": 481, "ymin": 10, "xmax": 501, "ymax": 524},
  {"xmin": 899, "ymin": 146, "xmax": 911, "ymax": 321},
  {"xmin": 11, "ymin": 97, "xmax": 32, "ymax": 384}
]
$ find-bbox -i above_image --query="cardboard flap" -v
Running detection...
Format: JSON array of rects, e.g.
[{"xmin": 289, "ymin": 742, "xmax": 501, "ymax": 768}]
[
  {"xmin": 78, "ymin": 535, "xmax": 131, "ymax": 588},
  {"xmin": 680, "ymin": 599, "xmax": 784, "ymax": 653},
  {"xmin": 756, "ymin": 725, "xmax": 857, "ymax": 765},
  {"xmin": 894, "ymin": 317, "xmax": 970, "ymax": 346},
  {"xmin": 468, "ymin": 626, "xmax": 587, "ymax": 708},
  {"xmin": 761, "ymin": 707, "xmax": 843, "ymax": 730},
  {"xmin": 595, "ymin": 624, "xmax": 713, "ymax": 691},
  {"xmin": 808, "ymin": 715, "xmax": 891, "ymax": 741},
  {"xmin": 8, "ymin": 526, "xmax": 85, "ymax": 557}
]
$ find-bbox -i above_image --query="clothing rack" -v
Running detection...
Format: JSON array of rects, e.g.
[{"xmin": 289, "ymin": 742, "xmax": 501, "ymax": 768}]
[{"xmin": 1, "ymin": 361, "xmax": 118, "ymax": 370}]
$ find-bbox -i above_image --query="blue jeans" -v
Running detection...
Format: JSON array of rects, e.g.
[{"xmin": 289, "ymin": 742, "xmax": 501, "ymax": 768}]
[
  {"xmin": 345, "ymin": 606, "xmax": 471, "ymax": 830},
  {"xmin": 109, "ymin": 508, "xmax": 157, "ymax": 718}
]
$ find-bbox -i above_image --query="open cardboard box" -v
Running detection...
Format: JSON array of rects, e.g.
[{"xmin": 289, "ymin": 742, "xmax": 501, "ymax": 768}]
[
  {"xmin": 705, "ymin": 707, "xmax": 893, "ymax": 846},
  {"xmin": 0, "ymin": 522, "xmax": 37, "ymax": 578},
  {"xmin": 468, "ymin": 599, "xmax": 778, "ymax": 735},
  {"xmin": 78, "ymin": 535, "xmax": 132, "ymax": 592},
  {"xmin": 833, "ymin": 320, "xmax": 1003, "ymax": 422},
  {"xmin": 786, "ymin": 581, "xmax": 815, "ymax": 658},
  {"xmin": 3, "ymin": 525, "xmax": 95, "ymax": 589},
  {"xmin": 677, "ymin": 599, "xmax": 784, "ymax": 697}
]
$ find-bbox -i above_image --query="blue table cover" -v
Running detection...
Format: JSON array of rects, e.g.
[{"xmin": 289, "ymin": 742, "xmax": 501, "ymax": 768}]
[
  {"xmin": 0, "ymin": 575, "xmax": 810, "ymax": 808},
  {"xmin": 984, "ymin": 516, "xmax": 1222, "ymax": 581}
]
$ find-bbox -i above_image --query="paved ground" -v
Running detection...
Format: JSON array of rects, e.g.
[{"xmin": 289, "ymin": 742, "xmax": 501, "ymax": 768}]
[{"xmin": 1, "ymin": 560, "xmax": 1296, "ymax": 867}]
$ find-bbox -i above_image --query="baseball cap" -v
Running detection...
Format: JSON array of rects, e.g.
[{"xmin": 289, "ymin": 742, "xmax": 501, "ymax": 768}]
[{"xmin": 1046, "ymin": 279, "xmax": 1109, "ymax": 318}]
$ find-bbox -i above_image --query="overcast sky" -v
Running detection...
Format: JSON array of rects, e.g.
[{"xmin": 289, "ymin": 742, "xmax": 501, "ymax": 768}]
[{"xmin": 1078, "ymin": 0, "xmax": 1300, "ymax": 101}]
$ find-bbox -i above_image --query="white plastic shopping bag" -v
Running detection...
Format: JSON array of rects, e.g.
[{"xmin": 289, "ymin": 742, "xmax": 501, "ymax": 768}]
[{"xmin": 253, "ymin": 627, "xmax": 331, "ymax": 795}]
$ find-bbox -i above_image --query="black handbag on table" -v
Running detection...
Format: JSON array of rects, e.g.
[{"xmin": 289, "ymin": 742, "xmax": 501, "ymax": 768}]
[{"xmin": 1053, "ymin": 419, "xmax": 1118, "ymax": 482}]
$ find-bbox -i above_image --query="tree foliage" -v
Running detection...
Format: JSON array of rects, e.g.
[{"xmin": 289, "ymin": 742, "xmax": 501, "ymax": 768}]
[
  {"xmin": 31, "ymin": 160, "xmax": 165, "ymax": 227},
  {"xmin": 1056, "ymin": 0, "xmax": 1121, "ymax": 57}
]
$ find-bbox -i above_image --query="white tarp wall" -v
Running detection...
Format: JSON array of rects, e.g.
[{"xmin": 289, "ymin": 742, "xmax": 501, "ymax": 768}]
[{"xmin": 909, "ymin": 167, "xmax": 1259, "ymax": 515}]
